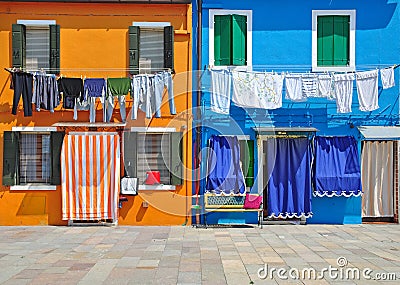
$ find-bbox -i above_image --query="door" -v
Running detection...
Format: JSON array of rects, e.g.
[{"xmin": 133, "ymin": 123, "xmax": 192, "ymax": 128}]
[{"xmin": 361, "ymin": 140, "xmax": 395, "ymax": 221}]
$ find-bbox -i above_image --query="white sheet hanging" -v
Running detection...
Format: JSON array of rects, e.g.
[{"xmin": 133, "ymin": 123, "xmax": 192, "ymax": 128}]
[
  {"xmin": 356, "ymin": 69, "xmax": 379, "ymax": 112},
  {"xmin": 317, "ymin": 73, "xmax": 335, "ymax": 100},
  {"xmin": 380, "ymin": 66, "xmax": 395, "ymax": 89},
  {"xmin": 334, "ymin": 73, "xmax": 355, "ymax": 113},
  {"xmin": 285, "ymin": 74, "xmax": 305, "ymax": 102},
  {"xmin": 210, "ymin": 69, "xmax": 231, "ymax": 114},
  {"xmin": 362, "ymin": 141, "xmax": 394, "ymax": 218},
  {"xmin": 232, "ymin": 71, "xmax": 283, "ymax": 109}
]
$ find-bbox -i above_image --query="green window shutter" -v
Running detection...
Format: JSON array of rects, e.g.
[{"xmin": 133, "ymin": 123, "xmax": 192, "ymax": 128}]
[
  {"xmin": 231, "ymin": 15, "xmax": 247, "ymax": 66},
  {"xmin": 129, "ymin": 26, "xmax": 140, "ymax": 75},
  {"xmin": 317, "ymin": 16, "xmax": 334, "ymax": 66},
  {"xmin": 50, "ymin": 131, "xmax": 65, "ymax": 185},
  {"xmin": 333, "ymin": 16, "xmax": 350, "ymax": 66},
  {"xmin": 170, "ymin": 132, "xmax": 183, "ymax": 185},
  {"xmin": 164, "ymin": 25, "xmax": 174, "ymax": 71},
  {"xmin": 123, "ymin": 132, "xmax": 138, "ymax": 178},
  {"xmin": 214, "ymin": 15, "xmax": 232, "ymax": 66},
  {"xmin": 49, "ymin": 25, "xmax": 60, "ymax": 74},
  {"xmin": 12, "ymin": 24, "xmax": 26, "ymax": 68},
  {"xmin": 240, "ymin": 140, "xmax": 254, "ymax": 187},
  {"xmin": 2, "ymin": 131, "xmax": 19, "ymax": 186}
]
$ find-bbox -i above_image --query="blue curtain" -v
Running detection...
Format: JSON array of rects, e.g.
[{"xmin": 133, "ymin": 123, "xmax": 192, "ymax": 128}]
[
  {"xmin": 313, "ymin": 136, "xmax": 362, "ymax": 197},
  {"xmin": 266, "ymin": 138, "xmax": 313, "ymax": 218},
  {"xmin": 205, "ymin": 135, "xmax": 245, "ymax": 194}
]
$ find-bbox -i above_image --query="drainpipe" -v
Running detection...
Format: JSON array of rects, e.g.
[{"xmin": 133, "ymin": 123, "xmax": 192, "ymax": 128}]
[{"xmin": 194, "ymin": 0, "xmax": 203, "ymax": 224}]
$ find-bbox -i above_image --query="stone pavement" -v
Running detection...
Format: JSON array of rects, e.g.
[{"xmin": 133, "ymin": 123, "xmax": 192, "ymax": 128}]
[{"xmin": 0, "ymin": 224, "xmax": 400, "ymax": 285}]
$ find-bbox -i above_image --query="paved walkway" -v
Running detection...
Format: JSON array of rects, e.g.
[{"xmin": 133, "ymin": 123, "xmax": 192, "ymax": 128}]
[{"xmin": 0, "ymin": 224, "xmax": 399, "ymax": 285}]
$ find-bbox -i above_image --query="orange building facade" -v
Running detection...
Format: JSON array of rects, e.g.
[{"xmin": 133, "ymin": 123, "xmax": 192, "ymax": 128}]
[{"xmin": 0, "ymin": 1, "xmax": 193, "ymax": 226}]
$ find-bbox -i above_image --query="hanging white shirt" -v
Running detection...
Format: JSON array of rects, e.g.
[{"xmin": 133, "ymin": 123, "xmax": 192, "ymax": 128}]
[
  {"xmin": 380, "ymin": 66, "xmax": 395, "ymax": 89},
  {"xmin": 302, "ymin": 73, "xmax": 319, "ymax": 97},
  {"xmin": 210, "ymin": 69, "xmax": 231, "ymax": 114},
  {"xmin": 317, "ymin": 73, "xmax": 335, "ymax": 100},
  {"xmin": 285, "ymin": 74, "xmax": 305, "ymax": 102},
  {"xmin": 356, "ymin": 70, "xmax": 379, "ymax": 112},
  {"xmin": 334, "ymin": 73, "xmax": 355, "ymax": 113}
]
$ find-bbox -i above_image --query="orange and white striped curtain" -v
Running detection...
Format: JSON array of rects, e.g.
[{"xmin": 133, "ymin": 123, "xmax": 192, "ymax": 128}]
[{"xmin": 61, "ymin": 133, "xmax": 120, "ymax": 221}]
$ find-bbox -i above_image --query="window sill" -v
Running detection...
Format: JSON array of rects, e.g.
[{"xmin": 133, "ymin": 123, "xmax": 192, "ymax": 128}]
[
  {"xmin": 10, "ymin": 185, "xmax": 57, "ymax": 191},
  {"xmin": 138, "ymin": 185, "xmax": 176, "ymax": 191},
  {"xmin": 210, "ymin": 65, "xmax": 252, "ymax": 72},
  {"xmin": 312, "ymin": 66, "xmax": 355, "ymax": 73}
]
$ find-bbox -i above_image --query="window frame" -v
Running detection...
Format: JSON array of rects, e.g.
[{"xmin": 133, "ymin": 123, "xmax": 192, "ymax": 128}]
[
  {"xmin": 13, "ymin": 19, "xmax": 59, "ymax": 74},
  {"xmin": 130, "ymin": 21, "xmax": 173, "ymax": 75},
  {"xmin": 209, "ymin": 9, "xmax": 252, "ymax": 71},
  {"xmin": 312, "ymin": 10, "xmax": 356, "ymax": 72},
  {"xmin": 127, "ymin": 127, "xmax": 181, "ymax": 191},
  {"xmin": 9, "ymin": 126, "xmax": 58, "ymax": 191}
]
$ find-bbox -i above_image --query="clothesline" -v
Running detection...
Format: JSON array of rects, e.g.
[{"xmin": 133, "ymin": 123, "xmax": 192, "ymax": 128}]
[{"xmin": 209, "ymin": 65, "xmax": 397, "ymax": 115}]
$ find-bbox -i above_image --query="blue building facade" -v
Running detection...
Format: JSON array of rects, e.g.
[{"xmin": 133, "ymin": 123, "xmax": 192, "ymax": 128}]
[{"xmin": 193, "ymin": 0, "xmax": 400, "ymax": 225}]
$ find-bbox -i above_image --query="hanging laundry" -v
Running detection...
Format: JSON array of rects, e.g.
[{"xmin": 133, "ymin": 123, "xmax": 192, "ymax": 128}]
[
  {"xmin": 131, "ymin": 74, "xmax": 153, "ymax": 119},
  {"xmin": 356, "ymin": 69, "xmax": 379, "ymax": 111},
  {"xmin": 205, "ymin": 135, "xmax": 246, "ymax": 195},
  {"xmin": 232, "ymin": 71, "xmax": 283, "ymax": 109},
  {"xmin": 131, "ymin": 75, "xmax": 145, "ymax": 120},
  {"xmin": 317, "ymin": 73, "xmax": 335, "ymax": 100},
  {"xmin": 106, "ymin": 77, "xmax": 130, "ymax": 122},
  {"xmin": 32, "ymin": 74, "xmax": 60, "ymax": 112},
  {"xmin": 380, "ymin": 66, "xmax": 395, "ymax": 89},
  {"xmin": 301, "ymin": 73, "xmax": 319, "ymax": 97},
  {"xmin": 334, "ymin": 73, "xmax": 355, "ymax": 113},
  {"xmin": 285, "ymin": 74, "xmax": 305, "ymax": 102},
  {"xmin": 265, "ymin": 138, "xmax": 313, "ymax": 218},
  {"xmin": 84, "ymin": 78, "xmax": 107, "ymax": 123},
  {"xmin": 154, "ymin": 71, "xmax": 176, "ymax": 117},
  {"xmin": 11, "ymin": 71, "xmax": 34, "ymax": 117},
  {"xmin": 210, "ymin": 69, "xmax": 231, "ymax": 114},
  {"xmin": 57, "ymin": 77, "xmax": 84, "ymax": 110},
  {"xmin": 313, "ymin": 136, "xmax": 362, "ymax": 197}
]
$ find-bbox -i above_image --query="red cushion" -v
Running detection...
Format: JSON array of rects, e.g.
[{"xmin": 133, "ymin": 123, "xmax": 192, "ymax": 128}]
[{"xmin": 243, "ymin": 194, "xmax": 263, "ymax": 209}]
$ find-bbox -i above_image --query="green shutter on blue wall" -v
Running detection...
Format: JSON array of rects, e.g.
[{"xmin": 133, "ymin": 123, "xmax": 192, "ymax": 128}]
[
  {"xmin": 12, "ymin": 24, "xmax": 26, "ymax": 68},
  {"xmin": 214, "ymin": 15, "xmax": 232, "ymax": 66},
  {"xmin": 49, "ymin": 25, "xmax": 60, "ymax": 74},
  {"xmin": 333, "ymin": 16, "xmax": 350, "ymax": 66},
  {"xmin": 232, "ymin": 14, "xmax": 247, "ymax": 66},
  {"xmin": 129, "ymin": 26, "xmax": 140, "ymax": 75},
  {"xmin": 317, "ymin": 15, "xmax": 350, "ymax": 67},
  {"xmin": 240, "ymin": 140, "xmax": 254, "ymax": 187}
]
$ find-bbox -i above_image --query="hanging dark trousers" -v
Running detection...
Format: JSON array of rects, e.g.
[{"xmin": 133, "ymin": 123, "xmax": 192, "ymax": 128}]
[{"xmin": 11, "ymin": 72, "xmax": 33, "ymax": 117}]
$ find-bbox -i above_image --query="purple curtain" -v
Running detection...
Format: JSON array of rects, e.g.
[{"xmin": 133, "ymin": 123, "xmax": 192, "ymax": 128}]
[
  {"xmin": 313, "ymin": 136, "xmax": 362, "ymax": 197},
  {"xmin": 266, "ymin": 138, "xmax": 313, "ymax": 218},
  {"xmin": 206, "ymin": 135, "xmax": 245, "ymax": 194}
]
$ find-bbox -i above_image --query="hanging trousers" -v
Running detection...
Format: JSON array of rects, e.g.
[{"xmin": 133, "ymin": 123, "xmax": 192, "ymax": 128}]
[{"xmin": 12, "ymin": 72, "xmax": 33, "ymax": 117}]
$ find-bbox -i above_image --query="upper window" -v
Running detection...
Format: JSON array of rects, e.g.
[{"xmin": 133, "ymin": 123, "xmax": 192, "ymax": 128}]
[
  {"xmin": 312, "ymin": 10, "xmax": 356, "ymax": 72},
  {"xmin": 12, "ymin": 20, "xmax": 60, "ymax": 74},
  {"xmin": 209, "ymin": 10, "xmax": 252, "ymax": 69},
  {"xmin": 123, "ymin": 129, "xmax": 183, "ymax": 189},
  {"xmin": 129, "ymin": 22, "xmax": 174, "ymax": 75},
  {"xmin": 2, "ymin": 128, "xmax": 64, "ymax": 189}
]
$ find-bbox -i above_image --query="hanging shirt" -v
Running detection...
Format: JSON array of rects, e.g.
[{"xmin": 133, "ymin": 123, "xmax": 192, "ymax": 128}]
[
  {"xmin": 380, "ymin": 66, "xmax": 395, "ymax": 89},
  {"xmin": 285, "ymin": 74, "xmax": 305, "ymax": 102},
  {"xmin": 317, "ymin": 74, "xmax": 335, "ymax": 100},
  {"xmin": 84, "ymin": 78, "xmax": 106, "ymax": 98},
  {"xmin": 356, "ymin": 70, "xmax": 379, "ymax": 112},
  {"xmin": 334, "ymin": 73, "xmax": 355, "ymax": 113},
  {"xmin": 301, "ymin": 73, "xmax": 319, "ymax": 98},
  {"xmin": 232, "ymin": 71, "xmax": 283, "ymax": 110},
  {"xmin": 210, "ymin": 69, "xmax": 231, "ymax": 114},
  {"xmin": 107, "ymin": 78, "xmax": 131, "ymax": 97},
  {"xmin": 58, "ymin": 78, "xmax": 84, "ymax": 109},
  {"xmin": 32, "ymin": 74, "xmax": 59, "ymax": 112}
]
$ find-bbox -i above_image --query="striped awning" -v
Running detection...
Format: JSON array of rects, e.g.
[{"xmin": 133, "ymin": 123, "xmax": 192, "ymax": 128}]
[{"xmin": 61, "ymin": 133, "xmax": 120, "ymax": 221}]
